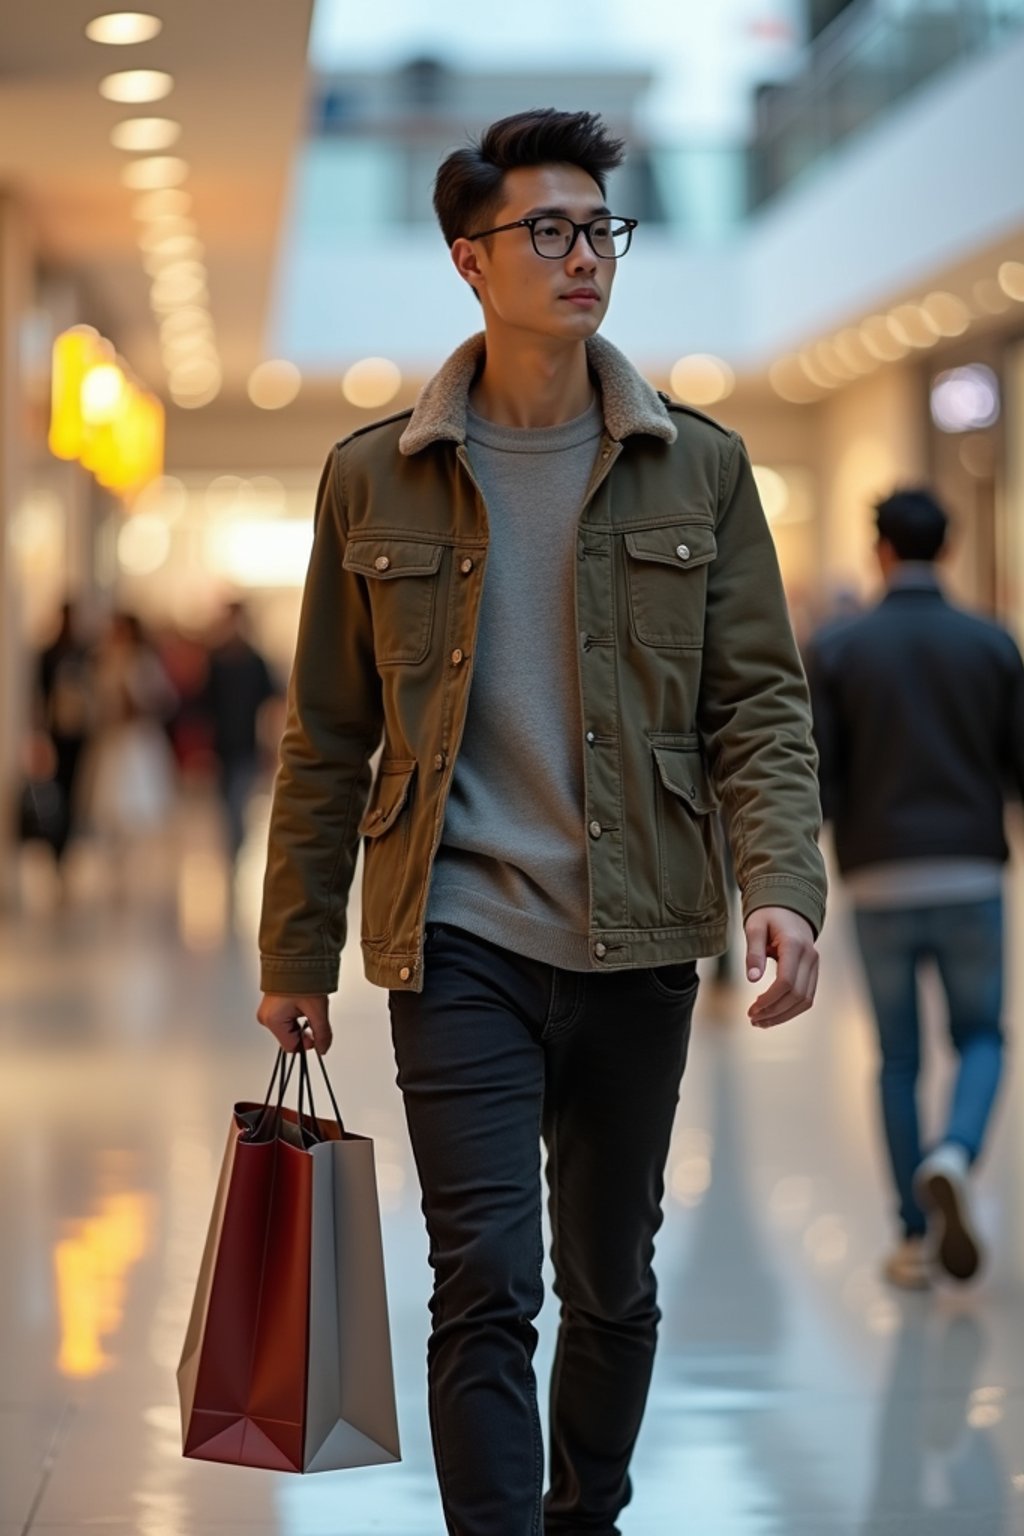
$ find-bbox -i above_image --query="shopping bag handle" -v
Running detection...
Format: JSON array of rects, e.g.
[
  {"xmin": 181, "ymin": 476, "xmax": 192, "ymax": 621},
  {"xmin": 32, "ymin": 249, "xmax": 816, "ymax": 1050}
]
[
  {"xmin": 246, "ymin": 1036, "xmax": 346, "ymax": 1146},
  {"xmin": 293, "ymin": 1041, "xmax": 346, "ymax": 1140}
]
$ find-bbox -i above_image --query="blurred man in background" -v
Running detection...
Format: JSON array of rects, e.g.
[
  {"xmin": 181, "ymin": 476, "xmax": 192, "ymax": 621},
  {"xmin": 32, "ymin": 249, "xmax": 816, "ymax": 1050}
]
[
  {"xmin": 202, "ymin": 601, "xmax": 279, "ymax": 865},
  {"xmin": 807, "ymin": 489, "xmax": 1020, "ymax": 1290}
]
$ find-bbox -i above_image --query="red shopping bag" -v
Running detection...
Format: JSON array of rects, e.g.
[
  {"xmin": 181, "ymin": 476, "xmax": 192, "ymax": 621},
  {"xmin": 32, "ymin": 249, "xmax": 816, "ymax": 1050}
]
[{"xmin": 178, "ymin": 1046, "xmax": 401, "ymax": 1473}]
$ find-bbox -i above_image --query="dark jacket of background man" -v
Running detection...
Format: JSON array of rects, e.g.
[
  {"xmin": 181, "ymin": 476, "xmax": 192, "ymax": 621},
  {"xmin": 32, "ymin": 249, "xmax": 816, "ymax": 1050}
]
[{"xmin": 808, "ymin": 574, "xmax": 1024, "ymax": 874}]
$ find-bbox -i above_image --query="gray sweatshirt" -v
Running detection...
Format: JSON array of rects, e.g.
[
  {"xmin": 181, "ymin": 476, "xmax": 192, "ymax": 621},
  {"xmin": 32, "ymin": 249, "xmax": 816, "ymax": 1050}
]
[{"xmin": 425, "ymin": 397, "xmax": 603, "ymax": 969}]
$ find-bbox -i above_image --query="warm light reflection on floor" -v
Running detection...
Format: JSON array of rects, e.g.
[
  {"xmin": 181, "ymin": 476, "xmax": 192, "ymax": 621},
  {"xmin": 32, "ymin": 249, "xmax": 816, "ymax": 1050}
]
[{"xmin": 54, "ymin": 1189, "xmax": 154, "ymax": 1378}]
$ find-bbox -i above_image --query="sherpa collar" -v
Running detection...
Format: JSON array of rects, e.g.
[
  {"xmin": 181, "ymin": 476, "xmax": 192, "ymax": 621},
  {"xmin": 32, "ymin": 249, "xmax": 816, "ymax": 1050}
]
[{"xmin": 398, "ymin": 331, "xmax": 677, "ymax": 455}]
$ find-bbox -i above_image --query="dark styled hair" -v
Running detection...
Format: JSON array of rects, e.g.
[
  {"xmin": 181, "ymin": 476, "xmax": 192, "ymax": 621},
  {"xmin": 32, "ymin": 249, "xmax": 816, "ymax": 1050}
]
[
  {"xmin": 433, "ymin": 108, "xmax": 626, "ymax": 247},
  {"xmin": 874, "ymin": 488, "xmax": 949, "ymax": 561}
]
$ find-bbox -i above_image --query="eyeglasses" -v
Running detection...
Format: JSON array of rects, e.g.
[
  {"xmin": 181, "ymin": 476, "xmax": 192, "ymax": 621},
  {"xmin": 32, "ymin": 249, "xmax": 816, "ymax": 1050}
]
[{"xmin": 465, "ymin": 214, "xmax": 638, "ymax": 261}]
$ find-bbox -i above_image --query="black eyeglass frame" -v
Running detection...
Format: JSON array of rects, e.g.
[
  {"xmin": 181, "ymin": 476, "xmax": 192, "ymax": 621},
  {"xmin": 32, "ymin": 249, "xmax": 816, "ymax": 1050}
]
[{"xmin": 464, "ymin": 214, "xmax": 639, "ymax": 260}]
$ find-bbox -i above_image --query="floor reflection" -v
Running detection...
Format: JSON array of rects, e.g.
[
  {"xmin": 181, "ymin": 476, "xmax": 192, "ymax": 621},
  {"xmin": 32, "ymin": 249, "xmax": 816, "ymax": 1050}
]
[{"xmin": 2, "ymin": 796, "xmax": 1024, "ymax": 1533}]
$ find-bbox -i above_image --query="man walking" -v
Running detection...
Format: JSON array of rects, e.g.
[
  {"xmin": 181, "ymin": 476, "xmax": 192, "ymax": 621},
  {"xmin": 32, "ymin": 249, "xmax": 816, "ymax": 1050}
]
[
  {"xmin": 807, "ymin": 489, "xmax": 1015, "ymax": 1291},
  {"xmin": 258, "ymin": 109, "xmax": 825, "ymax": 1535}
]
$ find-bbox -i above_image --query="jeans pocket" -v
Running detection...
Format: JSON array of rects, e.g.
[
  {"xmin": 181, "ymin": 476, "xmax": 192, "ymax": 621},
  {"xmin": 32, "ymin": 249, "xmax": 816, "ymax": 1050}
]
[{"xmin": 645, "ymin": 962, "xmax": 699, "ymax": 1002}]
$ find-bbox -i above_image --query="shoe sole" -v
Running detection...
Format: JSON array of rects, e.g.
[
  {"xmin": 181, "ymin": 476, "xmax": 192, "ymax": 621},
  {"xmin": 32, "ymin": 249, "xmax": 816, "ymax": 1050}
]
[{"xmin": 920, "ymin": 1171, "xmax": 981, "ymax": 1281}]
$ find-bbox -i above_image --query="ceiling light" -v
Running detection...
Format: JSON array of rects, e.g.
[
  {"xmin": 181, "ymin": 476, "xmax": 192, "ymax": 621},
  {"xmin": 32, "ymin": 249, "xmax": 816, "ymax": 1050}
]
[
  {"xmin": 997, "ymin": 261, "xmax": 1024, "ymax": 302},
  {"xmin": 859, "ymin": 315, "xmax": 908, "ymax": 362},
  {"xmin": 768, "ymin": 357, "xmax": 823, "ymax": 404},
  {"xmin": 151, "ymin": 275, "xmax": 208, "ymax": 307},
  {"xmin": 133, "ymin": 189, "xmax": 191, "ymax": 220},
  {"xmin": 86, "ymin": 12, "xmax": 163, "ymax": 45},
  {"xmin": 120, "ymin": 155, "xmax": 188, "ymax": 190},
  {"xmin": 111, "ymin": 117, "xmax": 181, "ymax": 153},
  {"xmin": 930, "ymin": 364, "xmax": 1000, "ymax": 433},
  {"xmin": 342, "ymin": 357, "xmax": 402, "ymax": 409},
  {"xmin": 796, "ymin": 351, "xmax": 837, "ymax": 390},
  {"xmin": 751, "ymin": 466, "xmax": 790, "ymax": 522},
  {"xmin": 972, "ymin": 277, "xmax": 1011, "ymax": 315},
  {"xmin": 831, "ymin": 328, "xmax": 877, "ymax": 375},
  {"xmin": 248, "ymin": 360, "xmax": 302, "ymax": 410},
  {"xmin": 668, "ymin": 354, "xmax": 735, "ymax": 406},
  {"xmin": 921, "ymin": 291, "xmax": 970, "ymax": 337},
  {"xmin": 887, "ymin": 304, "xmax": 939, "ymax": 349},
  {"xmin": 143, "ymin": 234, "xmax": 202, "ymax": 259},
  {"xmin": 159, "ymin": 306, "xmax": 213, "ymax": 336},
  {"xmin": 99, "ymin": 69, "xmax": 174, "ymax": 104},
  {"xmin": 142, "ymin": 245, "xmax": 203, "ymax": 277},
  {"xmin": 138, "ymin": 219, "xmax": 197, "ymax": 249}
]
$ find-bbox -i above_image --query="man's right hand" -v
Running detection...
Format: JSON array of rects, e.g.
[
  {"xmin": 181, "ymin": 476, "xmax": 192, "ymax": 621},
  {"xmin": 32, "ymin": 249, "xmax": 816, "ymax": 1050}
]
[{"xmin": 257, "ymin": 993, "xmax": 333, "ymax": 1054}]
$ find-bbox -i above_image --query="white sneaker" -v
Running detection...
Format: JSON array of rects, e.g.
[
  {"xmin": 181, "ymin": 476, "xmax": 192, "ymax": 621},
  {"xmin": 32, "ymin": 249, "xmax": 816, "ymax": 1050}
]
[
  {"xmin": 882, "ymin": 1235, "xmax": 932, "ymax": 1291},
  {"xmin": 914, "ymin": 1144, "xmax": 983, "ymax": 1282}
]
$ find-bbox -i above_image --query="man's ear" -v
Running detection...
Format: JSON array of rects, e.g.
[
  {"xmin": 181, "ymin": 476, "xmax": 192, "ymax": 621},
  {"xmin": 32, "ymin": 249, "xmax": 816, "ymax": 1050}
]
[{"xmin": 451, "ymin": 237, "xmax": 485, "ymax": 296}]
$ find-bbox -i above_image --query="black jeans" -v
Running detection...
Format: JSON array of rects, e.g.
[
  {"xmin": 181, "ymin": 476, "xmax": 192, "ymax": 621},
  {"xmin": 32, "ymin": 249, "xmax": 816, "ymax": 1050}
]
[{"xmin": 389, "ymin": 923, "xmax": 698, "ymax": 1536}]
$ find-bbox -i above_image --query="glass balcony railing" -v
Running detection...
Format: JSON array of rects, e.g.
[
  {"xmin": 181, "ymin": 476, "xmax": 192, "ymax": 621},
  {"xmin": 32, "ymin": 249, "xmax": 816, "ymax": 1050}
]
[{"xmin": 750, "ymin": 0, "xmax": 1024, "ymax": 207}]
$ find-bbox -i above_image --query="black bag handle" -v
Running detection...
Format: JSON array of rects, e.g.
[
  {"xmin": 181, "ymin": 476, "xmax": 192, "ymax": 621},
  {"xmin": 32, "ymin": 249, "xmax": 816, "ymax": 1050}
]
[{"xmin": 249, "ymin": 1028, "xmax": 345, "ymax": 1146}]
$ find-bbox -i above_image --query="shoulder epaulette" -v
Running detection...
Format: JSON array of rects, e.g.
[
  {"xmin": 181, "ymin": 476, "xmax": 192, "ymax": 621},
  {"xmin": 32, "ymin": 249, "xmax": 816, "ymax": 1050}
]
[
  {"xmin": 657, "ymin": 390, "xmax": 734, "ymax": 437},
  {"xmin": 337, "ymin": 407, "xmax": 415, "ymax": 449}
]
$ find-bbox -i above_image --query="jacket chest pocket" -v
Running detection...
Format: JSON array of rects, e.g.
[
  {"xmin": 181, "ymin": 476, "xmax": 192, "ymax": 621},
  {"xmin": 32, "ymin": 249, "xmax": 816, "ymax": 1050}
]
[
  {"xmin": 343, "ymin": 539, "xmax": 445, "ymax": 666},
  {"xmin": 624, "ymin": 524, "xmax": 717, "ymax": 650}
]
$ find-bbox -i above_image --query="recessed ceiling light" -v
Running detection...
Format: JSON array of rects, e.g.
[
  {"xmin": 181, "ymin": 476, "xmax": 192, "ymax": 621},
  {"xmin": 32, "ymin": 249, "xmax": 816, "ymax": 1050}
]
[
  {"xmin": 248, "ymin": 360, "xmax": 302, "ymax": 410},
  {"xmin": 86, "ymin": 12, "xmax": 163, "ymax": 45},
  {"xmin": 111, "ymin": 117, "xmax": 181, "ymax": 152},
  {"xmin": 132, "ymin": 189, "xmax": 191, "ymax": 220},
  {"xmin": 99, "ymin": 70, "xmax": 173, "ymax": 104},
  {"xmin": 138, "ymin": 220, "xmax": 198, "ymax": 250},
  {"xmin": 668, "ymin": 354, "xmax": 735, "ymax": 406},
  {"xmin": 342, "ymin": 357, "xmax": 402, "ymax": 409},
  {"xmin": 120, "ymin": 155, "xmax": 188, "ymax": 190},
  {"xmin": 159, "ymin": 306, "xmax": 213, "ymax": 336}
]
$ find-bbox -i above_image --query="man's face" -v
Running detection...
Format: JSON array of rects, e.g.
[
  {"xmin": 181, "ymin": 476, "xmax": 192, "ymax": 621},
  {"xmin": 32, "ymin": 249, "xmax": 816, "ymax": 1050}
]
[{"xmin": 453, "ymin": 163, "xmax": 619, "ymax": 341}]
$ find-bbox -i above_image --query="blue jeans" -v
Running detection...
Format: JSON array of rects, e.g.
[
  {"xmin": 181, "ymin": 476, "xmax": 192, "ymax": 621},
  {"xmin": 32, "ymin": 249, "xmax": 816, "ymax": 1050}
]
[
  {"xmin": 389, "ymin": 922, "xmax": 698, "ymax": 1536},
  {"xmin": 853, "ymin": 898, "xmax": 1005, "ymax": 1238}
]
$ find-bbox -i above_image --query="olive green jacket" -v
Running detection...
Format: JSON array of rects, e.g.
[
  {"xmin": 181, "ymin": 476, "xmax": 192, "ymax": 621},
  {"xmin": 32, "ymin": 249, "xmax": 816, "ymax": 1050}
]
[{"xmin": 259, "ymin": 332, "xmax": 826, "ymax": 995}]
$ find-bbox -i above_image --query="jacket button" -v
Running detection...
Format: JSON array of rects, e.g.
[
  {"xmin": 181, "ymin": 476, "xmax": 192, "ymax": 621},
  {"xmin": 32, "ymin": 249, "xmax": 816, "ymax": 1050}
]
[
  {"xmin": 451, "ymin": 648, "xmax": 464, "ymax": 665},
  {"xmin": 594, "ymin": 942, "xmax": 608, "ymax": 959},
  {"xmin": 588, "ymin": 820, "xmax": 602, "ymax": 839},
  {"xmin": 688, "ymin": 784, "xmax": 697, "ymax": 799},
  {"xmin": 433, "ymin": 753, "xmax": 445, "ymax": 771},
  {"xmin": 460, "ymin": 557, "xmax": 474, "ymax": 575},
  {"xmin": 398, "ymin": 966, "xmax": 411, "ymax": 982},
  {"xmin": 676, "ymin": 544, "xmax": 691, "ymax": 561},
  {"xmin": 586, "ymin": 731, "xmax": 596, "ymax": 745},
  {"xmin": 374, "ymin": 555, "xmax": 391, "ymax": 572}
]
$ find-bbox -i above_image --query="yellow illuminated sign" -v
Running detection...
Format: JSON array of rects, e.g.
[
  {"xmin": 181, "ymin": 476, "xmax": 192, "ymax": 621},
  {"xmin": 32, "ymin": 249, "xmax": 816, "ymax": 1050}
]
[{"xmin": 49, "ymin": 326, "xmax": 164, "ymax": 499}]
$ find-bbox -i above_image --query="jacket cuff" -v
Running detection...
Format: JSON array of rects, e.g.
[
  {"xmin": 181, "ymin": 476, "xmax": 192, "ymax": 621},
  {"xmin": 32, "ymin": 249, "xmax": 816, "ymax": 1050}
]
[
  {"xmin": 741, "ymin": 879, "xmax": 826, "ymax": 939},
  {"xmin": 259, "ymin": 956, "xmax": 340, "ymax": 996}
]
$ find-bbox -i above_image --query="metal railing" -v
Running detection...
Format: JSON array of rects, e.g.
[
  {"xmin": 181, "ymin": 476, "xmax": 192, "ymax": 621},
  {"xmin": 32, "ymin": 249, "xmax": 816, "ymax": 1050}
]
[{"xmin": 749, "ymin": 0, "xmax": 1024, "ymax": 208}]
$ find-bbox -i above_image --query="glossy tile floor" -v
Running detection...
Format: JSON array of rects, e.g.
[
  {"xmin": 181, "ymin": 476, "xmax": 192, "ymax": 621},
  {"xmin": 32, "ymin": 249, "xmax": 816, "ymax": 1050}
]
[{"xmin": 2, "ymin": 792, "xmax": 1023, "ymax": 1535}]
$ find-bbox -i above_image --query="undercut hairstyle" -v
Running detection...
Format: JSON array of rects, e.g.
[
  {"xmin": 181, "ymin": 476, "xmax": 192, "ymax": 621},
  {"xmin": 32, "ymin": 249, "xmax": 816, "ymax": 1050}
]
[
  {"xmin": 433, "ymin": 108, "xmax": 627, "ymax": 248},
  {"xmin": 874, "ymin": 488, "xmax": 949, "ymax": 561}
]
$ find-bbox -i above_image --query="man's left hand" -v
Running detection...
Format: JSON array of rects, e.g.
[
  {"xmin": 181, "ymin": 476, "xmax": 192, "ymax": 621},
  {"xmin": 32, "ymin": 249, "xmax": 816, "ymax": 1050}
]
[{"xmin": 743, "ymin": 907, "xmax": 819, "ymax": 1027}]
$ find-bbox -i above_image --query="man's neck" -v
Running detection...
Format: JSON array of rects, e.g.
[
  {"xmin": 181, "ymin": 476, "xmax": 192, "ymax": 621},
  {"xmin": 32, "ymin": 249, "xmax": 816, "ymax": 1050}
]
[{"xmin": 468, "ymin": 331, "xmax": 596, "ymax": 430}]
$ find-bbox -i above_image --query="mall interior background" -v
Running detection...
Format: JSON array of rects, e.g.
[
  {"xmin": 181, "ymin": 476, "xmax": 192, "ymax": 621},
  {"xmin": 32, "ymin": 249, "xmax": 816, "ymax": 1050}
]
[
  {"xmin": 3, "ymin": 3, "xmax": 1024, "ymax": 1532},
  {"xmin": 3, "ymin": 1, "xmax": 1024, "ymax": 878}
]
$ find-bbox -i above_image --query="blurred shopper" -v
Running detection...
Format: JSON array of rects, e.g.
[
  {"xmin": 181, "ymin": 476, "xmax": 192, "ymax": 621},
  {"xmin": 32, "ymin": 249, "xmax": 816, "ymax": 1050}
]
[
  {"xmin": 257, "ymin": 109, "xmax": 826, "ymax": 1536},
  {"xmin": 807, "ymin": 490, "xmax": 1017, "ymax": 1290},
  {"xmin": 202, "ymin": 602, "xmax": 278, "ymax": 862},
  {"xmin": 86, "ymin": 611, "xmax": 178, "ymax": 883},
  {"xmin": 34, "ymin": 599, "xmax": 94, "ymax": 863}
]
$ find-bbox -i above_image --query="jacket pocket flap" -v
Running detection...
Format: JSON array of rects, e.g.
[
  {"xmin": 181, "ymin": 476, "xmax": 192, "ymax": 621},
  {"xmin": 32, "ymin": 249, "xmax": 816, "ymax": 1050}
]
[
  {"xmin": 652, "ymin": 746, "xmax": 716, "ymax": 815},
  {"xmin": 625, "ymin": 524, "xmax": 717, "ymax": 570},
  {"xmin": 359, "ymin": 760, "xmax": 416, "ymax": 837},
  {"xmin": 343, "ymin": 540, "xmax": 444, "ymax": 579}
]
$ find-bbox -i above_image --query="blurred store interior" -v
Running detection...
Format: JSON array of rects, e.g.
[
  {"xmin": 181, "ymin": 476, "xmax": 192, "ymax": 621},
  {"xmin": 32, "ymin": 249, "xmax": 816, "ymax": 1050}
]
[{"xmin": 2, "ymin": 3, "xmax": 1024, "ymax": 1532}]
